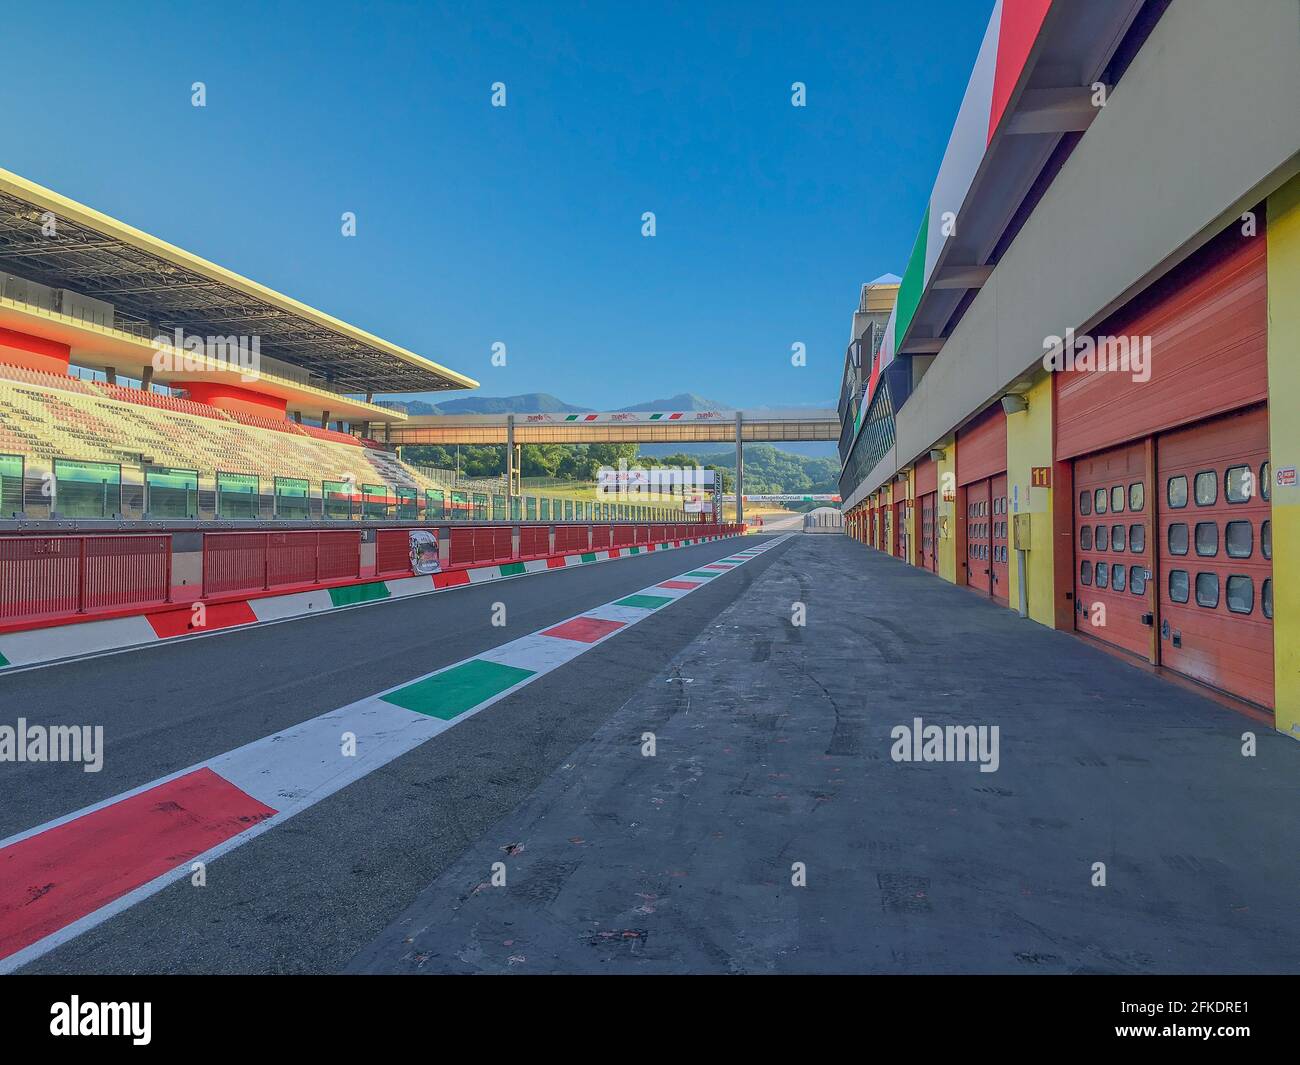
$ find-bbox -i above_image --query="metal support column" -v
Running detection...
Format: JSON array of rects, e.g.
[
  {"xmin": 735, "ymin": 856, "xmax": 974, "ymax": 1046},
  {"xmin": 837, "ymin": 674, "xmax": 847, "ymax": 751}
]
[
  {"xmin": 734, "ymin": 411, "xmax": 744, "ymax": 525},
  {"xmin": 505, "ymin": 414, "xmax": 516, "ymax": 498}
]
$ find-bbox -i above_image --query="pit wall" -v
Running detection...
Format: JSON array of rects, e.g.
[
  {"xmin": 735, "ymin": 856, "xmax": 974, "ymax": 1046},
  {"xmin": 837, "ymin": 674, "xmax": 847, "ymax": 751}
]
[
  {"xmin": 0, "ymin": 531, "xmax": 743, "ymax": 672},
  {"xmin": 1267, "ymin": 175, "xmax": 1300, "ymax": 738}
]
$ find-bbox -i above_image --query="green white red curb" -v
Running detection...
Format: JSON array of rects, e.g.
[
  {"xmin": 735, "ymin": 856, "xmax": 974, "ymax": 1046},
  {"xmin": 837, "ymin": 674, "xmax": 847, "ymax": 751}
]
[
  {"xmin": 0, "ymin": 535, "xmax": 740, "ymax": 673},
  {"xmin": 0, "ymin": 534, "xmax": 788, "ymax": 971}
]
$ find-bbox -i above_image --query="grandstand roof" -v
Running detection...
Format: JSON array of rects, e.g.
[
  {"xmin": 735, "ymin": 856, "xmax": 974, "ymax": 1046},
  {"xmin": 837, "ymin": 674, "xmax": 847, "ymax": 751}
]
[{"xmin": 0, "ymin": 168, "xmax": 479, "ymax": 395}]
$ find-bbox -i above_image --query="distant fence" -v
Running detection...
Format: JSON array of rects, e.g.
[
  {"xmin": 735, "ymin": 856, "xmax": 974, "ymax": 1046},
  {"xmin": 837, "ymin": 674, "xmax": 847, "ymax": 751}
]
[{"xmin": 0, "ymin": 534, "xmax": 171, "ymax": 622}]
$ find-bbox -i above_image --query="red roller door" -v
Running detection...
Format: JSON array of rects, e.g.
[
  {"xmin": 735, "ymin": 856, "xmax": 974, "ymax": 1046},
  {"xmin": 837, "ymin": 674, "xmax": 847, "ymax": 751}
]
[
  {"xmin": 990, "ymin": 473, "xmax": 1009, "ymax": 604},
  {"xmin": 957, "ymin": 407, "xmax": 1007, "ymax": 487},
  {"xmin": 920, "ymin": 493, "xmax": 937, "ymax": 572},
  {"xmin": 1072, "ymin": 441, "xmax": 1152, "ymax": 659},
  {"xmin": 964, "ymin": 479, "xmax": 991, "ymax": 595},
  {"xmin": 1055, "ymin": 221, "xmax": 1266, "ymax": 461},
  {"xmin": 1156, "ymin": 406, "xmax": 1272, "ymax": 708},
  {"xmin": 893, "ymin": 499, "xmax": 907, "ymax": 560},
  {"xmin": 958, "ymin": 406, "xmax": 1006, "ymax": 597},
  {"xmin": 915, "ymin": 456, "xmax": 938, "ymax": 497}
]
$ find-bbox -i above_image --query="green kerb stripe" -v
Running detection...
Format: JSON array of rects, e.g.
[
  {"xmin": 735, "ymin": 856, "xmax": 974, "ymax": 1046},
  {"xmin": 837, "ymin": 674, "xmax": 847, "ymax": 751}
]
[
  {"xmin": 683, "ymin": 570, "xmax": 718, "ymax": 578},
  {"xmin": 615, "ymin": 594, "xmax": 674, "ymax": 609},
  {"xmin": 329, "ymin": 581, "xmax": 390, "ymax": 607},
  {"xmin": 382, "ymin": 659, "xmax": 535, "ymax": 720},
  {"xmin": 581, "ymin": 552, "xmax": 597, "ymax": 562},
  {"xmin": 499, "ymin": 562, "xmax": 525, "ymax": 576}
]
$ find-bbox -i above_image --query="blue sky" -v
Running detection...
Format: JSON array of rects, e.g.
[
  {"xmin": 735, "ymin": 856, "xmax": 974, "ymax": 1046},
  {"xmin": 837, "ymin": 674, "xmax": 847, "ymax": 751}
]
[{"xmin": 2, "ymin": 0, "xmax": 991, "ymax": 410}]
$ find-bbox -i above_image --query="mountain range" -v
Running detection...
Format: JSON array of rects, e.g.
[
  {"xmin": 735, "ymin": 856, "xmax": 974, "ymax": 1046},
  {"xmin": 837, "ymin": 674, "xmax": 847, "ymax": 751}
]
[{"xmin": 376, "ymin": 391, "xmax": 729, "ymax": 416}]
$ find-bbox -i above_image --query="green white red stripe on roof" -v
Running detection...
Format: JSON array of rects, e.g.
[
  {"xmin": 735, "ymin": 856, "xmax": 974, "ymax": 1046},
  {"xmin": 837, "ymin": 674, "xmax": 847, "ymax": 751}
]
[{"xmin": 867, "ymin": 0, "xmax": 1053, "ymax": 408}]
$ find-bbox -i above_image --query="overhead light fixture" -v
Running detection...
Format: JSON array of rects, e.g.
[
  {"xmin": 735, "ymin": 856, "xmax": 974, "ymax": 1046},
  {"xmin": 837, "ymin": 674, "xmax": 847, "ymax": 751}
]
[
  {"xmin": 928, "ymin": 448, "xmax": 946, "ymax": 462},
  {"xmin": 1000, "ymin": 393, "xmax": 1029, "ymax": 415}
]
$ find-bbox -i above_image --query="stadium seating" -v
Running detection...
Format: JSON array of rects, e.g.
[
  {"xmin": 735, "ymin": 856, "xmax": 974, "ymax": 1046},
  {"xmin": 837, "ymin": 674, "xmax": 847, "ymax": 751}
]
[{"xmin": 0, "ymin": 363, "xmax": 442, "ymax": 505}]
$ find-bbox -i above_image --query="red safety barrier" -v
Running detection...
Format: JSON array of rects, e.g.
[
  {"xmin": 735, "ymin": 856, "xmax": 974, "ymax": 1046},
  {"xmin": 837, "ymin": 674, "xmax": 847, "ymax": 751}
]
[
  {"xmin": 590, "ymin": 525, "xmax": 612, "ymax": 550},
  {"xmin": 518, "ymin": 526, "xmax": 550, "ymax": 559},
  {"xmin": 202, "ymin": 531, "xmax": 361, "ymax": 596},
  {"xmin": 375, "ymin": 529, "xmax": 414, "ymax": 576},
  {"xmin": 554, "ymin": 525, "xmax": 589, "ymax": 554},
  {"xmin": 0, "ymin": 534, "xmax": 171, "ymax": 621},
  {"xmin": 613, "ymin": 525, "xmax": 635, "ymax": 547},
  {"xmin": 449, "ymin": 526, "xmax": 513, "ymax": 568}
]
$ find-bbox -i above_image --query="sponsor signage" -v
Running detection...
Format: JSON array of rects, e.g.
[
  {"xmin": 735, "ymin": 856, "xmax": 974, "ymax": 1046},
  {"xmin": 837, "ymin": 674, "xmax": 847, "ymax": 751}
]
[{"xmin": 408, "ymin": 530, "xmax": 441, "ymax": 574}]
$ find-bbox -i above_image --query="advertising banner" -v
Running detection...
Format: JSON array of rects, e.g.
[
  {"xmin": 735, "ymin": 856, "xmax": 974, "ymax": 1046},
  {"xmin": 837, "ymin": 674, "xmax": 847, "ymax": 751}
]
[{"xmin": 408, "ymin": 530, "xmax": 441, "ymax": 574}]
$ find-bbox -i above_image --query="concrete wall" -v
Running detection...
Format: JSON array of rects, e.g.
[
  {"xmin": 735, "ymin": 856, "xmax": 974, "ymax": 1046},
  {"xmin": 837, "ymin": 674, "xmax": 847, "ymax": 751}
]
[
  {"xmin": 1268, "ymin": 176, "xmax": 1300, "ymax": 738},
  {"xmin": 1004, "ymin": 375, "xmax": 1056, "ymax": 627},
  {"xmin": 936, "ymin": 445, "xmax": 957, "ymax": 584},
  {"xmin": 881, "ymin": 0, "xmax": 1300, "ymax": 490}
]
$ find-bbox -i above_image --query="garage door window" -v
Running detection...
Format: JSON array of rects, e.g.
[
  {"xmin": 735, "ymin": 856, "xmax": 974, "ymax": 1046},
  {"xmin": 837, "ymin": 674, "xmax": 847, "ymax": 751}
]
[
  {"xmin": 1225, "ymin": 465, "xmax": 1253, "ymax": 503},
  {"xmin": 1081, "ymin": 560, "xmax": 1093, "ymax": 585},
  {"xmin": 1167, "ymin": 475, "xmax": 1188, "ymax": 508},
  {"xmin": 1129, "ymin": 483, "xmax": 1145, "ymax": 511},
  {"xmin": 1079, "ymin": 491, "xmax": 1091, "ymax": 515},
  {"xmin": 1130, "ymin": 524, "xmax": 1145, "ymax": 553},
  {"xmin": 1195, "ymin": 572, "xmax": 1219, "ymax": 608},
  {"xmin": 1263, "ymin": 578, "xmax": 1273, "ymax": 619},
  {"xmin": 1169, "ymin": 570, "xmax": 1189, "ymax": 603},
  {"xmin": 1168, "ymin": 523, "xmax": 1188, "ymax": 555},
  {"xmin": 1225, "ymin": 521, "xmax": 1252, "ymax": 558},
  {"xmin": 1112, "ymin": 524, "xmax": 1126, "ymax": 552},
  {"xmin": 1130, "ymin": 567, "xmax": 1147, "ymax": 595},
  {"xmin": 1094, "ymin": 489, "xmax": 1107, "ymax": 515},
  {"xmin": 1096, "ymin": 562, "xmax": 1110, "ymax": 589},
  {"xmin": 1261, "ymin": 462, "xmax": 1271, "ymax": 502},
  {"xmin": 1194, "ymin": 522, "xmax": 1218, "ymax": 557},
  {"xmin": 1194, "ymin": 470, "xmax": 1217, "ymax": 506},
  {"xmin": 1113, "ymin": 565, "xmax": 1127, "ymax": 593},
  {"xmin": 1262, "ymin": 520, "xmax": 1271, "ymax": 560},
  {"xmin": 1096, "ymin": 525, "xmax": 1109, "ymax": 551},
  {"xmin": 1226, "ymin": 575, "xmax": 1253, "ymax": 615},
  {"xmin": 1111, "ymin": 486, "xmax": 1125, "ymax": 513}
]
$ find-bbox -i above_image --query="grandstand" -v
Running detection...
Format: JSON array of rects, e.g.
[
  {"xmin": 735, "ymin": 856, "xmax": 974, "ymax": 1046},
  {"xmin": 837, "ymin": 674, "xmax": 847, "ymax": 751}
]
[{"xmin": 0, "ymin": 169, "xmax": 693, "ymax": 528}]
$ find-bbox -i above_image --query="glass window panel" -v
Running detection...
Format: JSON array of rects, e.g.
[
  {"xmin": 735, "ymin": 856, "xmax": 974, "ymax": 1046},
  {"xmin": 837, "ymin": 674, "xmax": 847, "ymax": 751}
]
[
  {"xmin": 1224, "ymin": 520, "xmax": 1252, "ymax": 559},
  {"xmin": 1129, "ymin": 523, "xmax": 1145, "ymax": 554},
  {"xmin": 1168, "ymin": 523, "xmax": 1188, "ymax": 555},
  {"xmin": 1169, "ymin": 570, "xmax": 1189, "ymax": 603},
  {"xmin": 1225, "ymin": 465, "xmax": 1253, "ymax": 504},
  {"xmin": 1194, "ymin": 470, "xmax": 1217, "ymax": 506},
  {"xmin": 1226, "ymin": 576, "xmax": 1253, "ymax": 615},
  {"xmin": 1167, "ymin": 476, "xmax": 1188, "ymax": 508},
  {"xmin": 1195, "ymin": 572, "xmax": 1219, "ymax": 608},
  {"xmin": 1129, "ymin": 482, "xmax": 1144, "ymax": 511},
  {"xmin": 1194, "ymin": 522, "xmax": 1218, "ymax": 557}
]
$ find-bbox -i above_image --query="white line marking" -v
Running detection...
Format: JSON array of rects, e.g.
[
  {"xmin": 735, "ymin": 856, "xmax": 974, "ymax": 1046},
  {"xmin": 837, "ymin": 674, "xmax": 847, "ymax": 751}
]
[{"xmin": 0, "ymin": 535, "xmax": 789, "ymax": 971}]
